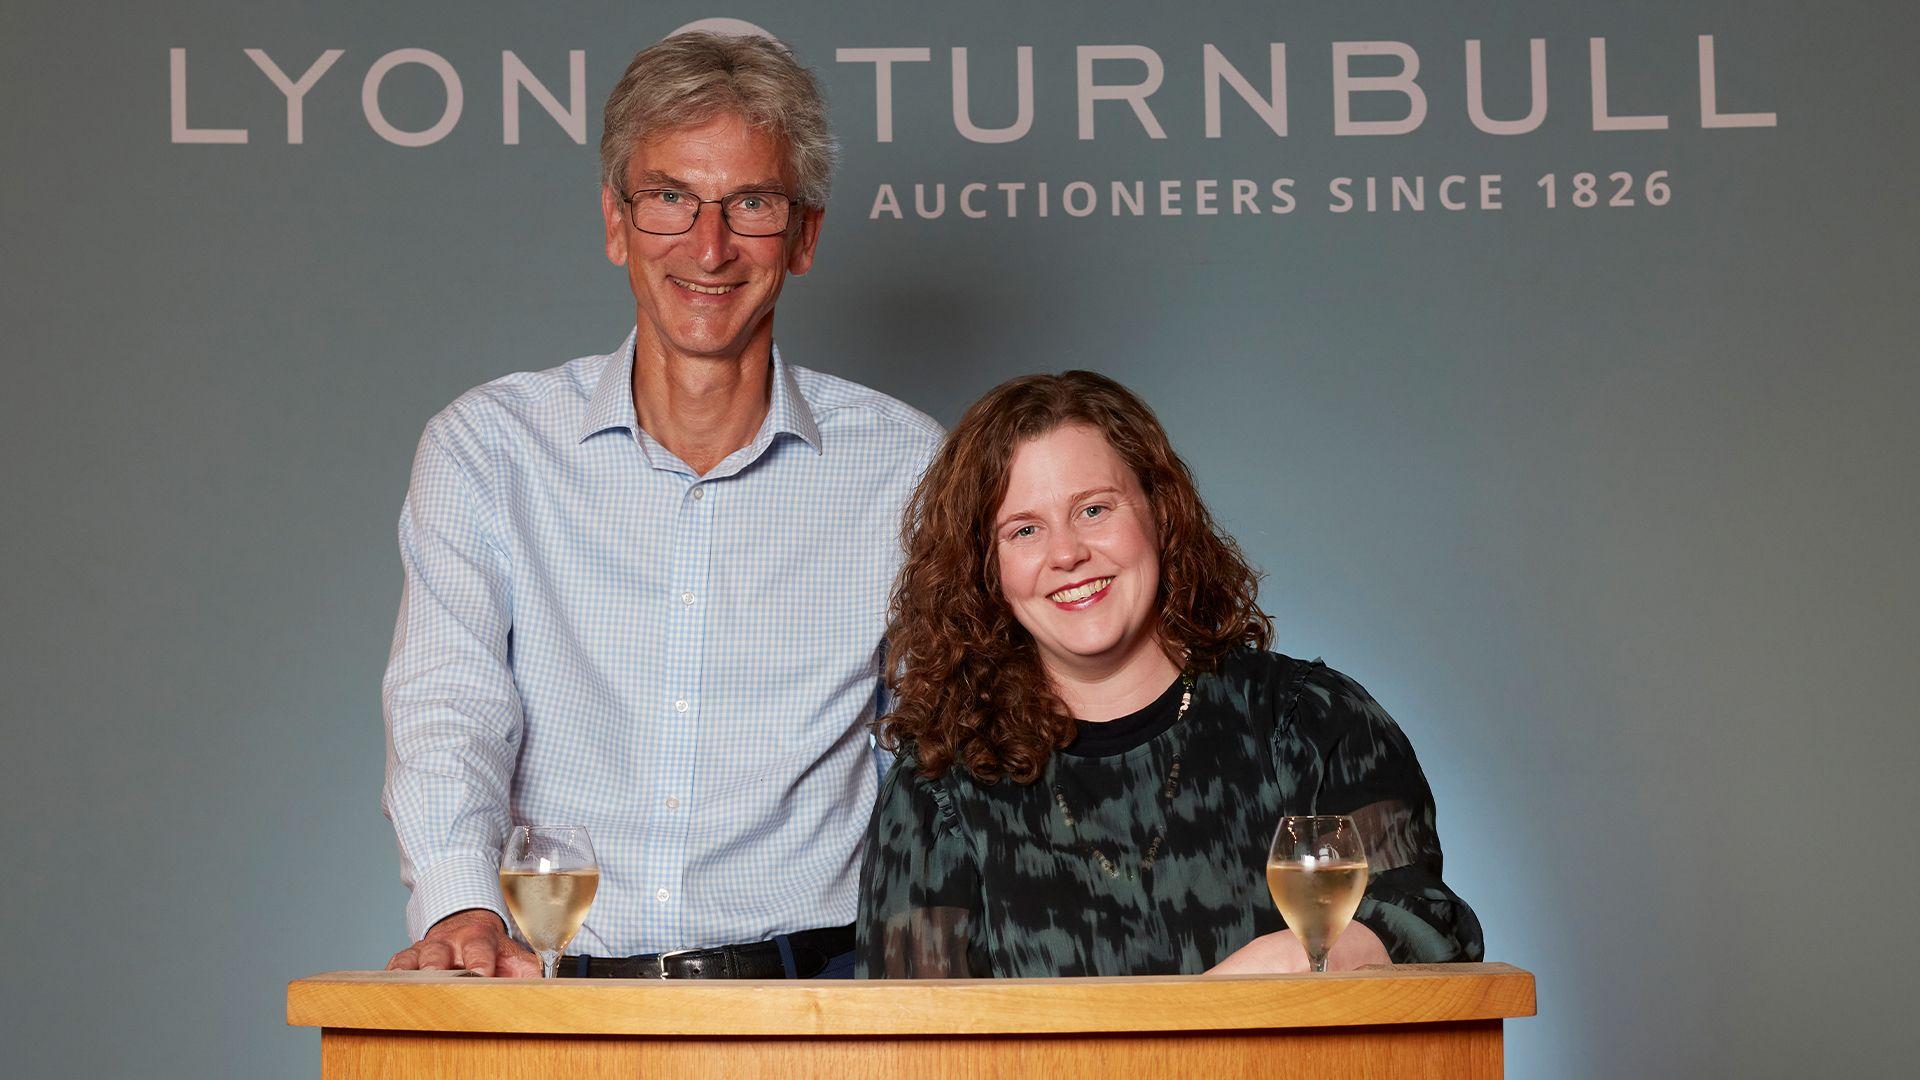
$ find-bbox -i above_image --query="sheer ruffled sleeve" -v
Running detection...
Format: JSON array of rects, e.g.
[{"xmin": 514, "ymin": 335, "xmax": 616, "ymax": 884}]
[
  {"xmin": 857, "ymin": 752, "xmax": 989, "ymax": 978},
  {"xmin": 1275, "ymin": 661, "xmax": 1485, "ymax": 964}
]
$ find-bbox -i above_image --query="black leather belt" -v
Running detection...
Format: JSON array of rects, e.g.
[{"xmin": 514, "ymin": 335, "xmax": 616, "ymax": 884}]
[{"xmin": 561, "ymin": 923, "xmax": 855, "ymax": 979}]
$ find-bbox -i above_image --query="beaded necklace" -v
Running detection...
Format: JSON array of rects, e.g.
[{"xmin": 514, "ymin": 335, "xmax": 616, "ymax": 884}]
[{"xmin": 1050, "ymin": 672, "xmax": 1194, "ymax": 881}]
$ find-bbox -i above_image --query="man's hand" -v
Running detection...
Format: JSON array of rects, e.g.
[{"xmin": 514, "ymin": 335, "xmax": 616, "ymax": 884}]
[
  {"xmin": 386, "ymin": 909, "xmax": 541, "ymax": 977},
  {"xmin": 1206, "ymin": 922, "xmax": 1392, "ymax": 976}
]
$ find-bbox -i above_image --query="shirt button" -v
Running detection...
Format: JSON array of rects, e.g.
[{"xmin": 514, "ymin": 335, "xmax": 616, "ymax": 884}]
[
  {"xmin": 665, "ymin": 796, "xmax": 681, "ymax": 810},
  {"xmin": 655, "ymin": 888, "xmax": 670, "ymax": 903},
  {"xmin": 691, "ymin": 487, "xmax": 705, "ymax": 501},
  {"xmin": 680, "ymin": 591, "xmax": 695, "ymax": 605},
  {"xmin": 674, "ymin": 699, "xmax": 689, "ymax": 713}
]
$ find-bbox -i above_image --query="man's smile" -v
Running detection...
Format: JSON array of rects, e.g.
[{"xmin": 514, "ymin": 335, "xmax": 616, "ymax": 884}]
[{"xmin": 668, "ymin": 276, "xmax": 742, "ymax": 296}]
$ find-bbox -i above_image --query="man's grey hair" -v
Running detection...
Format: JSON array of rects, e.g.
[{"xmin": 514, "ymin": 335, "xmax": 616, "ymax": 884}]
[{"xmin": 600, "ymin": 33, "xmax": 838, "ymax": 205}]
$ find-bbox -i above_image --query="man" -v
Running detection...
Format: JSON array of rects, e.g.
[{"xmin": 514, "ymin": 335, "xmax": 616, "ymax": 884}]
[{"xmin": 382, "ymin": 33, "xmax": 940, "ymax": 979}]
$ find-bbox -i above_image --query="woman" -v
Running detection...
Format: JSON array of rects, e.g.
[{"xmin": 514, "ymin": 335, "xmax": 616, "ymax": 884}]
[{"xmin": 858, "ymin": 371, "xmax": 1482, "ymax": 978}]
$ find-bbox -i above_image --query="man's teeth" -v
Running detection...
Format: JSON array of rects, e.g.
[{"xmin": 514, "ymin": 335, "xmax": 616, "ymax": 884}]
[
  {"xmin": 675, "ymin": 279, "xmax": 736, "ymax": 295},
  {"xmin": 1049, "ymin": 578, "xmax": 1112, "ymax": 603}
]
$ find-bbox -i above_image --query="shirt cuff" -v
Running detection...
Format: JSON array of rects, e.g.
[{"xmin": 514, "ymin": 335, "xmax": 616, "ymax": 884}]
[{"xmin": 406, "ymin": 852, "xmax": 509, "ymax": 942}]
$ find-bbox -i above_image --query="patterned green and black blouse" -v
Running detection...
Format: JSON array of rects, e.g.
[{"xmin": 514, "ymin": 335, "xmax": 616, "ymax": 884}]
[{"xmin": 857, "ymin": 648, "xmax": 1483, "ymax": 977}]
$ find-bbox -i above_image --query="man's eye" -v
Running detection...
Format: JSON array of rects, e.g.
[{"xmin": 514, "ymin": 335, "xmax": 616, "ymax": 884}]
[
  {"xmin": 655, "ymin": 190, "xmax": 686, "ymax": 204},
  {"xmin": 736, "ymin": 195, "xmax": 766, "ymax": 211}
]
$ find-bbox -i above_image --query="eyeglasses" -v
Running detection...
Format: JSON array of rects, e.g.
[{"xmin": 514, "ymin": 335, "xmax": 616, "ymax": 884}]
[{"xmin": 620, "ymin": 188, "xmax": 797, "ymax": 237}]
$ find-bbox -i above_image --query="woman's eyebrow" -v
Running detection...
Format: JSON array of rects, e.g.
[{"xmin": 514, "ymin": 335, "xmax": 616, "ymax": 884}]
[
  {"xmin": 994, "ymin": 507, "xmax": 1038, "ymax": 531},
  {"xmin": 994, "ymin": 487, "xmax": 1121, "ymax": 530}
]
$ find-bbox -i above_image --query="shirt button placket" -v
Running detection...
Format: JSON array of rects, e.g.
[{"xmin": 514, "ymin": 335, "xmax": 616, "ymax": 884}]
[{"xmin": 658, "ymin": 477, "xmax": 712, "ymax": 944}]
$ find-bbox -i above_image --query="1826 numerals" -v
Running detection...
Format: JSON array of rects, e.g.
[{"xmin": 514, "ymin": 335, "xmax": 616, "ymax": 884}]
[{"xmin": 1536, "ymin": 170, "xmax": 1671, "ymax": 208}]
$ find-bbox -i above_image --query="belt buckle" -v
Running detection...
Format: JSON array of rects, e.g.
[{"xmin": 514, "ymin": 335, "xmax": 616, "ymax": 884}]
[{"xmin": 653, "ymin": 948, "xmax": 696, "ymax": 979}]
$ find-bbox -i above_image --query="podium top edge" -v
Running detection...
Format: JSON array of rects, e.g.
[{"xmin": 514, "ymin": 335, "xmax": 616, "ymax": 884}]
[{"xmin": 288, "ymin": 962, "xmax": 1536, "ymax": 1035}]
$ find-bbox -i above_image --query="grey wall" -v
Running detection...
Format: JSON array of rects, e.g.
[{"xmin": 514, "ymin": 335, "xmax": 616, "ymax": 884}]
[{"xmin": 4, "ymin": 2, "xmax": 1915, "ymax": 1076}]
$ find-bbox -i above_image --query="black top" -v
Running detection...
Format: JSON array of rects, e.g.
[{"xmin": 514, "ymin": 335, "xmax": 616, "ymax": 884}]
[
  {"xmin": 857, "ymin": 647, "xmax": 1484, "ymax": 978},
  {"xmin": 1062, "ymin": 671, "xmax": 1190, "ymax": 757}
]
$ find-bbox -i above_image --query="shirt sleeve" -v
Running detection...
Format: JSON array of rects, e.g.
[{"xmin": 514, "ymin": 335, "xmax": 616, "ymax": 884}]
[
  {"xmin": 380, "ymin": 417, "xmax": 523, "ymax": 942},
  {"xmin": 856, "ymin": 754, "xmax": 988, "ymax": 978},
  {"xmin": 1277, "ymin": 662, "xmax": 1485, "ymax": 964}
]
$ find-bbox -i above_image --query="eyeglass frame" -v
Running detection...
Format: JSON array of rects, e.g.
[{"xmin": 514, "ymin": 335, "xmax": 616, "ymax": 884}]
[{"xmin": 617, "ymin": 187, "xmax": 802, "ymax": 237}]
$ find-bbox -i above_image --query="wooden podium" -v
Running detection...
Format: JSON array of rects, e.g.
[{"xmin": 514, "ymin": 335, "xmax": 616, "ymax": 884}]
[{"xmin": 287, "ymin": 962, "xmax": 1534, "ymax": 1078}]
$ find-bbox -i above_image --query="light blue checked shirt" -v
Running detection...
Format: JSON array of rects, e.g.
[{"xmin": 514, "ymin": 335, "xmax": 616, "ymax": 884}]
[{"xmin": 381, "ymin": 331, "xmax": 942, "ymax": 954}]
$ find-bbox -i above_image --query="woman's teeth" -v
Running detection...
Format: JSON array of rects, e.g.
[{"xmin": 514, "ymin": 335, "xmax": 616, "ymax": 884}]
[{"xmin": 1049, "ymin": 578, "xmax": 1112, "ymax": 603}]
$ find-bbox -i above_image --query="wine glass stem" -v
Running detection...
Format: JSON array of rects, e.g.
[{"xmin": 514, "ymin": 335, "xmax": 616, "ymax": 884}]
[
  {"xmin": 540, "ymin": 950, "xmax": 560, "ymax": 979},
  {"xmin": 1310, "ymin": 952, "xmax": 1329, "ymax": 974}
]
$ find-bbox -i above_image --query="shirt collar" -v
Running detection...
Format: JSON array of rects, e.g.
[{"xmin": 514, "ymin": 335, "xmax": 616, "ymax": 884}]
[
  {"xmin": 577, "ymin": 329, "xmax": 642, "ymax": 444},
  {"xmin": 764, "ymin": 345, "xmax": 823, "ymax": 454},
  {"xmin": 575, "ymin": 331, "xmax": 822, "ymax": 457}
]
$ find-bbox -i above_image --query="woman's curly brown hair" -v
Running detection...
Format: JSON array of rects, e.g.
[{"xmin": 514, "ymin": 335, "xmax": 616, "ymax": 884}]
[{"xmin": 881, "ymin": 371, "xmax": 1272, "ymax": 783}]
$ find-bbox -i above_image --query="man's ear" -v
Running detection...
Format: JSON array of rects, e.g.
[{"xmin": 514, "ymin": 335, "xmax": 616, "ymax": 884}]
[
  {"xmin": 602, "ymin": 186, "xmax": 629, "ymax": 267},
  {"xmin": 786, "ymin": 205, "xmax": 825, "ymax": 276}
]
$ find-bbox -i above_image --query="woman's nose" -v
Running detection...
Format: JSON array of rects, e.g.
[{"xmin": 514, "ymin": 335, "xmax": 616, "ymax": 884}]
[{"xmin": 1047, "ymin": 533, "xmax": 1088, "ymax": 569}]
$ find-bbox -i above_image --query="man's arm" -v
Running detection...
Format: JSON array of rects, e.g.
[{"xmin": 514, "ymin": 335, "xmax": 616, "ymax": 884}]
[{"xmin": 380, "ymin": 418, "xmax": 533, "ymax": 974}]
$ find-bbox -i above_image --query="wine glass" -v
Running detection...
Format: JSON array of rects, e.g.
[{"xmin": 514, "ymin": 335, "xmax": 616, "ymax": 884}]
[
  {"xmin": 499, "ymin": 825, "xmax": 599, "ymax": 979},
  {"xmin": 1266, "ymin": 815, "xmax": 1369, "ymax": 974}
]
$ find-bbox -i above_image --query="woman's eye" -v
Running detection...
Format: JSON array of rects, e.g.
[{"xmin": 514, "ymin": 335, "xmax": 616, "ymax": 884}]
[
  {"xmin": 1010, "ymin": 524, "xmax": 1036, "ymax": 540},
  {"xmin": 1081, "ymin": 504, "xmax": 1108, "ymax": 519}
]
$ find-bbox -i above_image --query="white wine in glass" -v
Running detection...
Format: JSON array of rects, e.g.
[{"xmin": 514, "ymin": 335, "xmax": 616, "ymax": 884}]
[
  {"xmin": 1266, "ymin": 815, "xmax": 1369, "ymax": 973},
  {"xmin": 499, "ymin": 825, "xmax": 599, "ymax": 979}
]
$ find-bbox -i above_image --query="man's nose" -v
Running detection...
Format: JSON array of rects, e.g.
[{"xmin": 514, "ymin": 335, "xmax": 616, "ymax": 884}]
[{"xmin": 689, "ymin": 202, "xmax": 736, "ymax": 271}]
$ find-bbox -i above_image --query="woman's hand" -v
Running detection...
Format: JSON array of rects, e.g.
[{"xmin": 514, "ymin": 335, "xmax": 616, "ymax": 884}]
[{"xmin": 1206, "ymin": 922, "xmax": 1392, "ymax": 975}]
